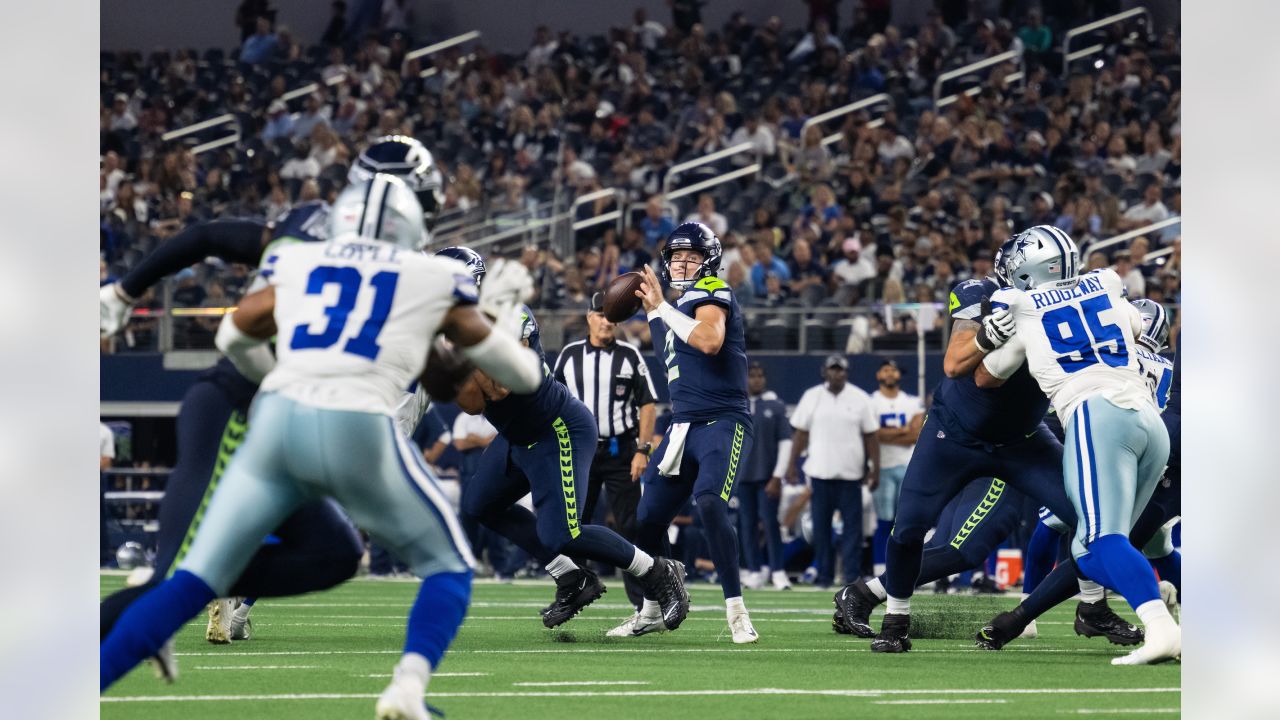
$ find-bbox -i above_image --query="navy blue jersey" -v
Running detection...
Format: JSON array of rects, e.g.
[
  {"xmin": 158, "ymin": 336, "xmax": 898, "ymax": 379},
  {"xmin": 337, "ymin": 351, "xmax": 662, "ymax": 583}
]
[
  {"xmin": 1166, "ymin": 334, "xmax": 1180, "ymax": 416},
  {"xmin": 269, "ymin": 201, "xmax": 330, "ymax": 244},
  {"xmin": 931, "ymin": 278, "xmax": 1050, "ymax": 446},
  {"xmin": 482, "ymin": 305, "xmax": 571, "ymax": 445},
  {"xmin": 649, "ymin": 276, "xmax": 750, "ymax": 425}
]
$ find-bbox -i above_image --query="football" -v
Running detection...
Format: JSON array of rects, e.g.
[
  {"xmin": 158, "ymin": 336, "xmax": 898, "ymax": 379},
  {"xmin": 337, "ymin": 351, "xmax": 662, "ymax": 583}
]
[
  {"xmin": 420, "ymin": 336, "xmax": 475, "ymax": 403},
  {"xmin": 603, "ymin": 271, "xmax": 645, "ymax": 322}
]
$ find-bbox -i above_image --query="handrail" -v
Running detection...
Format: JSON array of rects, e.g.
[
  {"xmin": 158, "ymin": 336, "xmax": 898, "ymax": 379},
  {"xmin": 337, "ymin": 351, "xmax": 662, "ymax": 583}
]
[
  {"xmin": 1143, "ymin": 246, "xmax": 1174, "ymax": 263},
  {"xmin": 404, "ymin": 30, "xmax": 481, "ymax": 63},
  {"xmin": 570, "ymin": 187, "xmax": 626, "ymax": 236},
  {"xmin": 933, "ymin": 51, "xmax": 1023, "ymax": 108},
  {"xmin": 161, "ymin": 114, "xmax": 235, "ymax": 142},
  {"xmin": 1080, "ymin": 216, "xmax": 1181, "ymax": 259},
  {"xmin": 666, "ymin": 163, "xmax": 760, "ymax": 202},
  {"xmin": 661, "ymin": 141, "xmax": 755, "ymax": 197},
  {"xmin": 801, "ymin": 93, "xmax": 892, "ymax": 146},
  {"xmin": 421, "ymin": 53, "xmax": 475, "ymax": 79},
  {"xmin": 1062, "ymin": 7, "xmax": 1151, "ymax": 78}
]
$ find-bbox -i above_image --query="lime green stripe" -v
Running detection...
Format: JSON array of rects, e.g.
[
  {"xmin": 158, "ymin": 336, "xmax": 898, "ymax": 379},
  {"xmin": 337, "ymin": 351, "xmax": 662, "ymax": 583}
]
[
  {"xmin": 720, "ymin": 422, "xmax": 745, "ymax": 501},
  {"xmin": 553, "ymin": 417, "xmax": 581, "ymax": 540},
  {"xmin": 167, "ymin": 410, "xmax": 248, "ymax": 577},
  {"xmin": 949, "ymin": 478, "xmax": 1005, "ymax": 550}
]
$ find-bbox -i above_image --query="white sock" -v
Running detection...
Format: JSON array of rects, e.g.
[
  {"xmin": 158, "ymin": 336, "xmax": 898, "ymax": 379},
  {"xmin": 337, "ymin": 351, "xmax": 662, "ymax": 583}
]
[
  {"xmin": 393, "ymin": 652, "xmax": 432, "ymax": 692},
  {"xmin": 886, "ymin": 595, "xmax": 911, "ymax": 615},
  {"xmin": 545, "ymin": 555, "xmax": 579, "ymax": 580},
  {"xmin": 233, "ymin": 603, "xmax": 253, "ymax": 622},
  {"xmin": 1078, "ymin": 579, "xmax": 1105, "ymax": 604},
  {"xmin": 627, "ymin": 548, "xmax": 655, "ymax": 577},
  {"xmin": 725, "ymin": 596, "xmax": 746, "ymax": 614},
  {"xmin": 866, "ymin": 577, "xmax": 888, "ymax": 601},
  {"xmin": 640, "ymin": 598, "xmax": 662, "ymax": 619},
  {"xmin": 1135, "ymin": 598, "xmax": 1173, "ymax": 627}
]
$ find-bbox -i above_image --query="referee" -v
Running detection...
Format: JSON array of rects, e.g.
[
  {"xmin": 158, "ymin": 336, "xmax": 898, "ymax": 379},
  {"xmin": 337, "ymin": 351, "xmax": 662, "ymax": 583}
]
[{"xmin": 553, "ymin": 291, "xmax": 657, "ymax": 609}]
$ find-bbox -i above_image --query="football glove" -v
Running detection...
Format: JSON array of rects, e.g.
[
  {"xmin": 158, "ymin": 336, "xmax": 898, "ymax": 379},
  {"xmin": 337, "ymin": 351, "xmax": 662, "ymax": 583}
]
[
  {"xmin": 100, "ymin": 282, "xmax": 136, "ymax": 338},
  {"xmin": 975, "ymin": 306, "xmax": 1016, "ymax": 352},
  {"xmin": 477, "ymin": 258, "xmax": 533, "ymax": 320}
]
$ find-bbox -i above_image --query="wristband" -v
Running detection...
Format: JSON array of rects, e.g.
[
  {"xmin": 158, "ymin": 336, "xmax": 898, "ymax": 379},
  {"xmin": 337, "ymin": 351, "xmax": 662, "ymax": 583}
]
[
  {"xmin": 974, "ymin": 330, "xmax": 995, "ymax": 353},
  {"xmin": 647, "ymin": 301, "xmax": 701, "ymax": 343}
]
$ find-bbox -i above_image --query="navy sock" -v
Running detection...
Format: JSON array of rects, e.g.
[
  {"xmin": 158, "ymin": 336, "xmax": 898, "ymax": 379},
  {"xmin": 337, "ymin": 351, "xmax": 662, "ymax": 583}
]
[
  {"xmin": 1021, "ymin": 522, "xmax": 1058, "ymax": 594},
  {"xmin": 1148, "ymin": 551, "xmax": 1181, "ymax": 600},
  {"xmin": 1019, "ymin": 558, "xmax": 1083, "ymax": 621},
  {"xmin": 562, "ymin": 526, "xmax": 639, "ymax": 569},
  {"xmin": 915, "ymin": 545, "xmax": 975, "ymax": 586},
  {"xmin": 883, "ymin": 535, "xmax": 924, "ymax": 599},
  {"xmin": 241, "ymin": 597, "xmax": 256, "ymax": 607},
  {"xmin": 404, "ymin": 571, "xmax": 471, "ymax": 667},
  {"xmin": 101, "ymin": 570, "xmax": 215, "ymax": 690},
  {"xmin": 1075, "ymin": 535, "xmax": 1161, "ymax": 610},
  {"xmin": 478, "ymin": 505, "xmax": 557, "ymax": 565},
  {"xmin": 872, "ymin": 520, "xmax": 893, "ymax": 566},
  {"xmin": 695, "ymin": 494, "xmax": 742, "ymax": 599}
]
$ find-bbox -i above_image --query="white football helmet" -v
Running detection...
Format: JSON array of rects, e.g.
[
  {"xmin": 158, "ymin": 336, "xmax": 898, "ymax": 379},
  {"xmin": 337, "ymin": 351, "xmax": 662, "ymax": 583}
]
[
  {"xmin": 329, "ymin": 174, "xmax": 429, "ymax": 250},
  {"xmin": 1004, "ymin": 225, "xmax": 1079, "ymax": 291}
]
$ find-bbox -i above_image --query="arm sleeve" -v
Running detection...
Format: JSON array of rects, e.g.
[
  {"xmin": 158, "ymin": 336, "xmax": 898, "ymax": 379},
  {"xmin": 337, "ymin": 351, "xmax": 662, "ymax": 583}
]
[
  {"xmin": 119, "ymin": 220, "xmax": 266, "ymax": 298},
  {"xmin": 982, "ymin": 333, "xmax": 1027, "ymax": 379}
]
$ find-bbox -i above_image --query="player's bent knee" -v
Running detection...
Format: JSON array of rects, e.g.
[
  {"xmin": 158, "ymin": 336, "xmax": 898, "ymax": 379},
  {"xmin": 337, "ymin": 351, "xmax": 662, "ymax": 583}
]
[{"xmin": 889, "ymin": 523, "xmax": 928, "ymax": 545}]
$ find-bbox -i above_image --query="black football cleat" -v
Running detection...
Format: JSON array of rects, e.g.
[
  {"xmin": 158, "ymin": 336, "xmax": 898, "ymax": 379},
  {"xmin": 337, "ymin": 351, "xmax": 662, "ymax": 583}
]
[
  {"xmin": 976, "ymin": 609, "xmax": 1029, "ymax": 651},
  {"xmin": 1074, "ymin": 599, "xmax": 1144, "ymax": 646},
  {"xmin": 637, "ymin": 557, "xmax": 690, "ymax": 631},
  {"xmin": 541, "ymin": 568, "xmax": 607, "ymax": 628},
  {"xmin": 870, "ymin": 613, "xmax": 912, "ymax": 653},
  {"xmin": 832, "ymin": 579, "xmax": 880, "ymax": 638}
]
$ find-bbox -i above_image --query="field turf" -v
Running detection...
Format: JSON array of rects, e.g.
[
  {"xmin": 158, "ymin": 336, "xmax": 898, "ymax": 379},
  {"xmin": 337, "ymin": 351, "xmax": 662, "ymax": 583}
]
[{"xmin": 100, "ymin": 573, "xmax": 1180, "ymax": 719}]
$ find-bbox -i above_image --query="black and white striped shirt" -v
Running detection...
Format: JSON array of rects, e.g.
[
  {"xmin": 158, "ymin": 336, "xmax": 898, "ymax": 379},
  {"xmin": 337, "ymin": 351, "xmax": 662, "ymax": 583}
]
[{"xmin": 554, "ymin": 339, "xmax": 657, "ymax": 439}]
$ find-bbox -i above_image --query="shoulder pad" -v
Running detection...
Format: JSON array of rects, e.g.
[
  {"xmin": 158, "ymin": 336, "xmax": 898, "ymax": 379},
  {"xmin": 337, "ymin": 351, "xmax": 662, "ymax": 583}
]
[
  {"xmin": 948, "ymin": 278, "xmax": 996, "ymax": 320},
  {"xmin": 694, "ymin": 276, "xmax": 729, "ymax": 292}
]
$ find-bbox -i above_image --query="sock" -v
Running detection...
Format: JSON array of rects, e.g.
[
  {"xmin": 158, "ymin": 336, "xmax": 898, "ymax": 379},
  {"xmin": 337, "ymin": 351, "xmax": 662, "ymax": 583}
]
[
  {"xmin": 562, "ymin": 526, "xmax": 640, "ymax": 569},
  {"xmin": 640, "ymin": 598, "xmax": 662, "ymax": 619},
  {"xmin": 240, "ymin": 597, "xmax": 256, "ymax": 606},
  {"xmin": 886, "ymin": 595, "xmax": 911, "ymax": 615},
  {"xmin": 544, "ymin": 555, "xmax": 579, "ymax": 580},
  {"xmin": 872, "ymin": 519, "xmax": 893, "ymax": 565},
  {"xmin": 403, "ymin": 571, "xmax": 471, "ymax": 668},
  {"xmin": 1018, "ymin": 559, "xmax": 1083, "ymax": 621},
  {"xmin": 626, "ymin": 548, "xmax": 655, "ymax": 577},
  {"xmin": 725, "ymin": 596, "xmax": 746, "ymax": 614},
  {"xmin": 883, "ymin": 535, "xmax": 924, "ymax": 600},
  {"xmin": 1021, "ymin": 521, "xmax": 1058, "ymax": 594},
  {"xmin": 1078, "ymin": 579, "xmax": 1105, "ymax": 604},
  {"xmin": 694, "ymin": 494, "xmax": 742, "ymax": 599},
  {"xmin": 915, "ymin": 545, "xmax": 977, "ymax": 586},
  {"xmin": 101, "ymin": 570, "xmax": 216, "ymax": 690},
  {"xmin": 866, "ymin": 576, "xmax": 888, "ymax": 601},
  {"xmin": 1135, "ymin": 598, "xmax": 1173, "ymax": 626},
  {"xmin": 1148, "ymin": 551, "xmax": 1181, "ymax": 599},
  {"xmin": 233, "ymin": 600, "xmax": 254, "ymax": 622},
  {"xmin": 392, "ymin": 652, "xmax": 432, "ymax": 693},
  {"xmin": 1074, "ymin": 535, "xmax": 1161, "ymax": 611}
]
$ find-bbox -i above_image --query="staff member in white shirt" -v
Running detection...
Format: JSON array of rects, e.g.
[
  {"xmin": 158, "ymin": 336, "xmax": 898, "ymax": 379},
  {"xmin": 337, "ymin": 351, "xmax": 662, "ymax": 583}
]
[
  {"xmin": 100, "ymin": 422, "xmax": 116, "ymax": 566},
  {"xmin": 786, "ymin": 355, "xmax": 880, "ymax": 587},
  {"xmin": 868, "ymin": 359, "xmax": 924, "ymax": 575}
]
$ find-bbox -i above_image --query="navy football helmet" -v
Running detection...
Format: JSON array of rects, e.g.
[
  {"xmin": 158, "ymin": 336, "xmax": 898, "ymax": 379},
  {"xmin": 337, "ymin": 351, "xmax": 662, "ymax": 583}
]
[
  {"xmin": 993, "ymin": 237, "xmax": 1019, "ymax": 287},
  {"xmin": 1131, "ymin": 299, "xmax": 1170, "ymax": 352},
  {"xmin": 661, "ymin": 222, "xmax": 722, "ymax": 290},
  {"xmin": 349, "ymin": 135, "xmax": 445, "ymax": 230},
  {"xmin": 435, "ymin": 246, "xmax": 487, "ymax": 287}
]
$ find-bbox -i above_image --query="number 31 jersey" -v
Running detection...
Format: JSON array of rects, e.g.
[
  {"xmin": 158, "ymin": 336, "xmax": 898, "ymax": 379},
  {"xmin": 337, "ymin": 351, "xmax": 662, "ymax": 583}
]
[
  {"xmin": 988, "ymin": 268, "xmax": 1149, "ymax": 420},
  {"xmin": 259, "ymin": 239, "xmax": 478, "ymax": 416}
]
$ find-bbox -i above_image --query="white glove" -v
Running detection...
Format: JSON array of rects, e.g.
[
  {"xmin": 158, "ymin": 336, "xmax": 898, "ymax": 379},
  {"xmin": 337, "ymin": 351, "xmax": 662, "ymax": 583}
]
[
  {"xmin": 478, "ymin": 258, "xmax": 533, "ymax": 320},
  {"xmin": 976, "ymin": 307, "xmax": 1016, "ymax": 352},
  {"xmin": 100, "ymin": 283, "xmax": 135, "ymax": 338}
]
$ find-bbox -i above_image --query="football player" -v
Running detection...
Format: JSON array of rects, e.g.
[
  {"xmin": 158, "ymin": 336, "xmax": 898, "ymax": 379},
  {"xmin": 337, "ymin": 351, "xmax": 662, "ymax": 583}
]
[{"xmin": 975, "ymin": 226, "xmax": 1178, "ymax": 665}]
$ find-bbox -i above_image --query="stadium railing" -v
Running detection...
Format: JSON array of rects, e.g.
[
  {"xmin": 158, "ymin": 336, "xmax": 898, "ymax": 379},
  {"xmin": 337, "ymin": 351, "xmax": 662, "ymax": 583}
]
[
  {"xmin": 1061, "ymin": 7, "xmax": 1153, "ymax": 78},
  {"xmin": 933, "ymin": 51, "xmax": 1025, "ymax": 109},
  {"xmin": 161, "ymin": 114, "xmax": 240, "ymax": 156},
  {"xmin": 1080, "ymin": 216, "xmax": 1181, "ymax": 259},
  {"xmin": 661, "ymin": 141, "xmax": 758, "ymax": 199},
  {"xmin": 799, "ymin": 93, "xmax": 892, "ymax": 147}
]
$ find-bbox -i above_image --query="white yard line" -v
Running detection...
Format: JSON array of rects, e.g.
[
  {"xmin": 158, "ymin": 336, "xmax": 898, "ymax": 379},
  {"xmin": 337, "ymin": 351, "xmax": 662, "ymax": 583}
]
[
  {"xmin": 511, "ymin": 681, "xmax": 652, "ymax": 687},
  {"xmin": 874, "ymin": 699, "xmax": 1008, "ymax": 705},
  {"xmin": 190, "ymin": 665, "xmax": 319, "ymax": 670},
  {"xmin": 175, "ymin": 645, "xmax": 1130, "ymax": 657},
  {"xmin": 1057, "ymin": 710, "xmax": 1180, "ymax": 715}
]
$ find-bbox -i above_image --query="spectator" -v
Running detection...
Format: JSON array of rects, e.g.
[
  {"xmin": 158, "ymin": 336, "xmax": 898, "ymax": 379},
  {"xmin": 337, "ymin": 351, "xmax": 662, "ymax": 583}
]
[
  {"xmin": 795, "ymin": 183, "xmax": 842, "ymax": 240},
  {"xmin": 290, "ymin": 93, "xmax": 331, "ymax": 140},
  {"xmin": 235, "ymin": 0, "xmax": 273, "ymax": 42},
  {"xmin": 738, "ymin": 363, "xmax": 793, "ymax": 591},
  {"xmin": 683, "ymin": 194, "xmax": 728, "ymax": 237},
  {"xmin": 669, "ymin": 0, "xmax": 704, "ymax": 35},
  {"xmin": 240, "ymin": 16, "xmax": 279, "ymax": 65},
  {"xmin": 831, "ymin": 234, "xmax": 876, "ymax": 292},
  {"xmin": 729, "ymin": 112, "xmax": 776, "ymax": 159},
  {"xmin": 381, "ymin": 0, "xmax": 414, "ymax": 36},
  {"xmin": 1120, "ymin": 181, "xmax": 1171, "ymax": 231},
  {"xmin": 792, "ymin": 124, "xmax": 834, "ymax": 183},
  {"xmin": 876, "ymin": 122, "xmax": 914, "ymax": 165},
  {"xmin": 632, "ymin": 8, "xmax": 667, "ymax": 51},
  {"xmin": 616, "ymin": 227, "xmax": 653, "ymax": 275},
  {"xmin": 786, "ymin": 354, "xmax": 880, "ymax": 588},
  {"xmin": 1086, "ymin": 250, "xmax": 1109, "ymax": 271},
  {"xmin": 638, "ymin": 195, "xmax": 676, "ymax": 247},
  {"xmin": 108, "ymin": 94, "xmax": 138, "ymax": 132},
  {"xmin": 526, "ymin": 25, "xmax": 558, "ymax": 72},
  {"xmin": 320, "ymin": 1, "xmax": 347, "ymax": 46},
  {"xmin": 750, "ymin": 239, "xmax": 790, "ymax": 297},
  {"xmin": 867, "ymin": 359, "xmax": 923, "ymax": 575},
  {"xmin": 100, "ymin": 421, "xmax": 116, "ymax": 565},
  {"xmin": 787, "ymin": 237, "xmax": 828, "ymax": 304},
  {"xmin": 262, "ymin": 99, "xmax": 294, "ymax": 143},
  {"xmin": 1111, "ymin": 250, "xmax": 1146, "ymax": 298},
  {"xmin": 280, "ymin": 141, "xmax": 321, "ymax": 180},
  {"xmin": 1016, "ymin": 8, "xmax": 1052, "ymax": 54}
]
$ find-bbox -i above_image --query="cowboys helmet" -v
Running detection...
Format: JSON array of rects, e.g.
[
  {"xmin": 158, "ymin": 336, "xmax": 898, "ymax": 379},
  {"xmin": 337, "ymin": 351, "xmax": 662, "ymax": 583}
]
[
  {"xmin": 435, "ymin": 246, "xmax": 487, "ymax": 286},
  {"xmin": 1130, "ymin": 299, "xmax": 1170, "ymax": 352},
  {"xmin": 349, "ymin": 135, "xmax": 446, "ymax": 231},
  {"xmin": 661, "ymin": 222, "xmax": 723, "ymax": 290},
  {"xmin": 1003, "ymin": 225, "xmax": 1079, "ymax": 291},
  {"xmin": 329, "ymin": 174, "xmax": 429, "ymax": 250},
  {"xmin": 115, "ymin": 541, "xmax": 149, "ymax": 571}
]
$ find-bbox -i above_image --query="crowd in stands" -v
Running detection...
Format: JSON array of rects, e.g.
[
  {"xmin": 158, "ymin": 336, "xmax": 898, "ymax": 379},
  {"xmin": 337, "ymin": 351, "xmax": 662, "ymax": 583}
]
[{"xmin": 101, "ymin": 1, "xmax": 1181, "ymax": 351}]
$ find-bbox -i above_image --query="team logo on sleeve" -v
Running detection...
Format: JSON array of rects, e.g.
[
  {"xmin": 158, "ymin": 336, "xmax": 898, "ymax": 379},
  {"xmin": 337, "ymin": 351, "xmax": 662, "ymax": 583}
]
[{"xmin": 452, "ymin": 273, "xmax": 479, "ymax": 303}]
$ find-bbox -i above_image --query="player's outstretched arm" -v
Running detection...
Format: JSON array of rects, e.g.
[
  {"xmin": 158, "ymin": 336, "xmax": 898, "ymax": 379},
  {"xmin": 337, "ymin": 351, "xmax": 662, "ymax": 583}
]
[
  {"xmin": 975, "ymin": 334, "xmax": 1025, "ymax": 389},
  {"xmin": 441, "ymin": 304, "xmax": 542, "ymax": 394},
  {"xmin": 943, "ymin": 318, "xmax": 985, "ymax": 377},
  {"xmin": 215, "ymin": 285, "xmax": 278, "ymax": 383},
  {"xmin": 636, "ymin": 265, "xmax": 728, "ymax": 355}
]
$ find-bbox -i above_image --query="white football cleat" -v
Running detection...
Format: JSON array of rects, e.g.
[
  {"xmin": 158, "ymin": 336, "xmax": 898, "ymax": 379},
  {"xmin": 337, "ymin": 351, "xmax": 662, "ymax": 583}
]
[
  {"xmin": 606, "ymin": 612, "xmax": 666, "ymax": 638},
  {"xmin": 375, "ymin": 677, "xmax": 431, "ymax": 720},
  {"xmin": 770, "ymin": 570, "xmax": 792, "ymax": 590},
  {"xmin": 741, "ymin": 570, "xmax": 765, "ymax": 590},
  {"xmin": 1112, "ymin": 614, "xmax": 1181, "ymax": 666},
  {"xmin": 1019, "ymin": 619, "xmax": 1039, "ymax": 639},
  {"xmin": 728, "ymin": 609, "xmax": 759, "ymax": 644},
  {"xmin": 205, "ymin": 598, "xmax": 235, "ymax": 644},
  {"xmin": 148, "ymin": 638, "xmax": 178, "ymax": 683},
  {"xmin": 1158, "ymin": 581, "xmax": 1180, "ymax": 623}
]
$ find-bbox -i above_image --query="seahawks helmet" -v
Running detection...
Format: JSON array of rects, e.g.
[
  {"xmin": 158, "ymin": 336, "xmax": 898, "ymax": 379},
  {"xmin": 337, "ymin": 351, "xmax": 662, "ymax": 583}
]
[
  {"xmin": 349, "ymin": 135, "xmax": 445, "ymax": 231},
  {"xmin": 435, "ymin": 246, "xmax": 487, "ymax": 287},
  {"xmin": 329, "ymin": 174, "xmax": 429, "ymax": 250},
  {"xmin": 993, "ymin": 237, "xmax": 1019, "ymax": 287},
  {"xmin": 661, "ymin": 222, "xmax": 723, "ymax": 290},
  {"xmin": 1130, "ymin": 299, "xmax": 1170, "ymax": 352},
  {"xmin": 1003, "ymin": 225, "xmax": 1079, "ymax": 291}
]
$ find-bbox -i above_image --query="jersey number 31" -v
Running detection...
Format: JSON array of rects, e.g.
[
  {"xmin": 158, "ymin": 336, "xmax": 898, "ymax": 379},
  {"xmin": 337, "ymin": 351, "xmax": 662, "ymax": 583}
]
[
  {"xmin": 1041, "ymin": 295, "xmax": 1128, "ymax": 373},
  {"xmin": 289, "ymin": 266, "xmax": 399, "ymax": 360}
]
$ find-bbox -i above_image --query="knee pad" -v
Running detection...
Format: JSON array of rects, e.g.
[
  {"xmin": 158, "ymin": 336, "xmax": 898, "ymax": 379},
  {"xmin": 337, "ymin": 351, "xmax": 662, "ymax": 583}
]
[
  {"xmin": 889, "ymin": 522, "xmax": 928, "ymax": 546},
  {"xmin": 694, "ymin": 493, "xmax": 729, "ymax": 524}
]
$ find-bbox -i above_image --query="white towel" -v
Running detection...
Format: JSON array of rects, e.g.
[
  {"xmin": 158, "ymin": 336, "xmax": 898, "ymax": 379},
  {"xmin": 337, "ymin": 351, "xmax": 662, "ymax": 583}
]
[{"xmin": 658, "ymin": 421, "xmax": 691, "ymax": 477}]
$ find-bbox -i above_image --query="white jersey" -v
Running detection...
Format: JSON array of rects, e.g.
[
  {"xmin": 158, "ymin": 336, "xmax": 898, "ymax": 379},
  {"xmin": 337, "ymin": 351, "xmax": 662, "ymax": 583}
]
[
  {"xmin": 984, "ymin": 268, "xmax": 1150, "ymax": 419},
  {"xmin": 869, "ymin": 389, "xmax": 924, "ymax": 468},
  {"xmin": 1134, "ymin": 346, "xmax": 1175, "ymax": 412},
  {"xmin": 259, "ymin": 239, "xmax": 478, "ymax": 415}
]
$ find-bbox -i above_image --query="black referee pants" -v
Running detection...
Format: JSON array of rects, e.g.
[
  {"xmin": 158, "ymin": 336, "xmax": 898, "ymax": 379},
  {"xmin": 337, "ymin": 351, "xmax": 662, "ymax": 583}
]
[{"xmin": 582, "ymin": 435, "xmax": 644, "ymax": 610}]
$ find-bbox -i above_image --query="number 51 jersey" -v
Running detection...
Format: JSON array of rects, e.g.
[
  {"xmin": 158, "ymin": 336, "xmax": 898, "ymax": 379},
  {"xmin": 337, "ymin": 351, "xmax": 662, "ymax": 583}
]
[
  {"xmin": 988, "ymin": 268, "xmax": 1149, "ymax": 420},
  {"xmin": 259, "ymin": 239, "xmax": 478, "ymax": 416}
]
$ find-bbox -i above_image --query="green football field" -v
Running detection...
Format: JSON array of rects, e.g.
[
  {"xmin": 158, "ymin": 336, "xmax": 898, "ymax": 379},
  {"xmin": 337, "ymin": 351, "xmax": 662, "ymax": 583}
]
[{"xmin": 100, "ymin": 573, "xmax": 1180, "ymax": 719}]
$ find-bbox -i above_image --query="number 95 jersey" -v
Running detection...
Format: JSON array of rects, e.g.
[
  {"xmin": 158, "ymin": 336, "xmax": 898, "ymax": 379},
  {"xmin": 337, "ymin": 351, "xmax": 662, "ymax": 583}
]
[
  {"xmin": 986, "ymin": 268, "xmax": 1150, "ymax": 420},
  {"xmin": 259, "ymin": 240, "xmax": 478, "ymax": 415}
]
